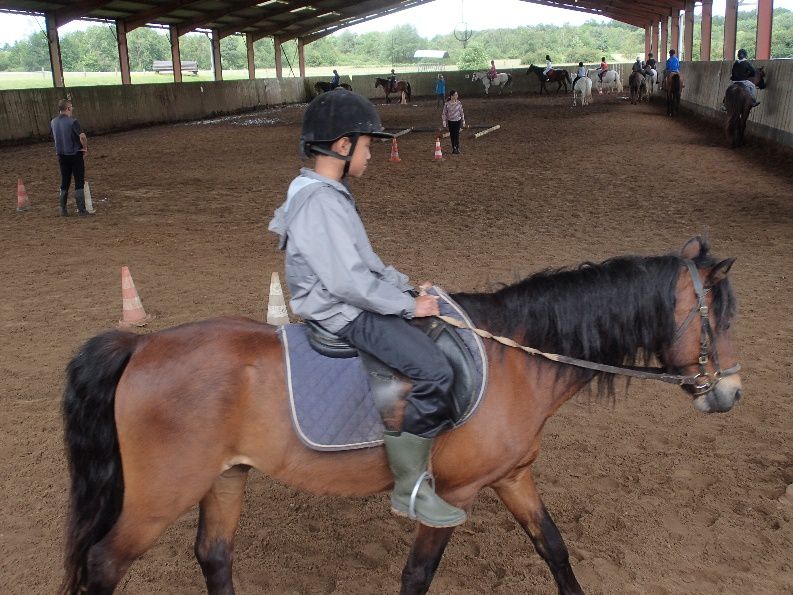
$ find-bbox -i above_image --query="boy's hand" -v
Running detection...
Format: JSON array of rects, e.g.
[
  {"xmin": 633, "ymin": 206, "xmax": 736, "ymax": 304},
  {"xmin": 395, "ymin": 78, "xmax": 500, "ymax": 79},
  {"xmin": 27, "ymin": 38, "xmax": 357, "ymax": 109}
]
[{"xmin": 414, "ymin": 295, "xmax": 440, "ymax": 317}]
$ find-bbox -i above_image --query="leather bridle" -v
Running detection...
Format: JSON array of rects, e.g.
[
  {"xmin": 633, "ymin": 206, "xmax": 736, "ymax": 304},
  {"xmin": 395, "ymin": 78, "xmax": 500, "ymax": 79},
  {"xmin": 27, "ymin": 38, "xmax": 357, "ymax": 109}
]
[
  {"xmin": 668, "ymin": 260, "xmax": 741, "ymax": 396},
  {"xmin": 437, "ymin": 259, "xmax": 740, "ymax": 395}
]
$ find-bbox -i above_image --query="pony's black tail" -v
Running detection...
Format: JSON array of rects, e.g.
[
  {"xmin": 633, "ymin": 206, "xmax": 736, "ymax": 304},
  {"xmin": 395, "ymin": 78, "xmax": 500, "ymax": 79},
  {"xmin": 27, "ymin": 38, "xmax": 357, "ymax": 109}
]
[
  {"xmin": 62, "ymin": 330, "xmax": 140, "ymax": 595},
  {"xmin": 406, "ymin": 82, "xmax": 412, "ymax": 101},
  {"xmin": 673, "ymin": 74, "xmax": 681, "ymax": 95}
]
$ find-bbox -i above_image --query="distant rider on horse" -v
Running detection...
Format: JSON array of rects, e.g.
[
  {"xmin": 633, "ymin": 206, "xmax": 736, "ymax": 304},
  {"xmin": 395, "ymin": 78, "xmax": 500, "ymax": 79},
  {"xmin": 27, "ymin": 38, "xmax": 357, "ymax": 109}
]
[
  {"xmin": 487, "ymin": 60, "xmax": 497, "ymax": 81},
  {"xmin": 663, "ymin": 48, "xmax": 681, "ymax": 90},
  {"xmin": 543, "ymin": 55, "xmax": 554, "ymax": 80},
  {"xmin": 632, "ymin": 57, "xmax": 643, "ymax": 73},
  {"xmin": 597, "ymin": 57, "xmax": 609, "ymax": 82},
  {"xmin": 724, "ymin": 48, "xmax": 760, "ymax": 108},
  {"xmin": 573, "ymin": 61, "xmax": 587, "ymax": 87},
  {"xmin": 388, "ymin": 69, "xmax": 397, "ymax": 92},
  {"xmin": 330, "ymin": 69, "xmax": 340, "ymax": 90},
  {"xmin": 644, "ymin": 52, "xmax": 657, "ymax": 80}
]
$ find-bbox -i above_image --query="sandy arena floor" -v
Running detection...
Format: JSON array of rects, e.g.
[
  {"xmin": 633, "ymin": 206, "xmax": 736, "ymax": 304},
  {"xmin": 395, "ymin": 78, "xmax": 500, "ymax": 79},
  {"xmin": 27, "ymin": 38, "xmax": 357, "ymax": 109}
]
[{"xmin": 1, "ymin": 90, "xmax": 792, "ymax": 594}]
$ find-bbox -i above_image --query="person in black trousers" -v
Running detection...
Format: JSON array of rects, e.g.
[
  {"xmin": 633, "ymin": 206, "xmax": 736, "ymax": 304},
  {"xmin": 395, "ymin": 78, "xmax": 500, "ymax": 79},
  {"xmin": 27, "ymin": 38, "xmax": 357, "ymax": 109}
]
[
  {"xmin": 441, "ymin": 90, "xmax": 466, "ymax": 154},
  {"xmin": 50, "ymin": 99, "xmax": 91, "ymax": 217}
]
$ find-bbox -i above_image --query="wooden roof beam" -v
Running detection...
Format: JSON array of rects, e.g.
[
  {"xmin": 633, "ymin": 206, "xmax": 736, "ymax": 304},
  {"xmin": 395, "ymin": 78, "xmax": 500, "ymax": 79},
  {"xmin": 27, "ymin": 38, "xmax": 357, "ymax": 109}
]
[
  {"xmin": 216, "ymin": 1, "xmax": 320, "ymax": 38},
  {"xmin": 124, "ymin": 0, "xmax": 207, "ymax": 31},
  {"xmin": 176, "ymin": 0, "xmax": 284, "ymax": 36},
  {"xmin": 54, "ymin": 0, "xmax": 115, "ymax": 26},
  {"xmin": 524, "ymin": 0, "xmax": 647, "ymax": 27},
  {"xmin": 278, "ymin": 0, "xmax": 431, "ymax": 42}
]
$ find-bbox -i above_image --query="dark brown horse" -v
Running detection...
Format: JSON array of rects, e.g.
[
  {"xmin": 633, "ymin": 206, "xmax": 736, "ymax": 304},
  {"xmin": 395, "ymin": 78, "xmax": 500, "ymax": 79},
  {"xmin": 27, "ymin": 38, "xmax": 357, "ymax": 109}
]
[
  {"xmin": 62, "ymin": 237, "xmax": 741, "ymax": 595},
  {"xmin": 724, "ymin": 67, "xmax": 766, "ymax": 148},
  {"xmin": 665, "ymin": 72, "xmax": 682, "ymax": 116},
  {"xmin": 628, "ymin": 71, "xmax": 648, "ymax": 105},
  {"xmin": 527, "ymin": 65, "xmax": 571, "ymax": 94},
  {"xmin": 375, "ymin": 77, "xmax": 412, "ymax": 103},
  {"xmin": 314, "ymin": 81, "xmax": 352, "ymax": 95}
]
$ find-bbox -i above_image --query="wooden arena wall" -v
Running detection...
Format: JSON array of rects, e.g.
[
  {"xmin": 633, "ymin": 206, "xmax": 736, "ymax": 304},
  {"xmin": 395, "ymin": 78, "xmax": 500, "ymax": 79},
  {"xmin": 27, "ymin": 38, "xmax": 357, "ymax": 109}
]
[
  {"xmin": 0, "ymin": 77, "xmax": 305, "ymax": 145},
  {"xmin": 2, "ymin": 61, "xmax": 791, "ymax": 148}
]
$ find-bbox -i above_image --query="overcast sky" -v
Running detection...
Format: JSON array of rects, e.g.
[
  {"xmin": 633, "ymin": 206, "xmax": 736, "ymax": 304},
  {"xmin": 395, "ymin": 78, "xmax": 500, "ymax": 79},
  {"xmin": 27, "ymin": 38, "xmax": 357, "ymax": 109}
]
[{"xmin": 0, "ymin": 0, "xmax": 789, "ymax": 46}]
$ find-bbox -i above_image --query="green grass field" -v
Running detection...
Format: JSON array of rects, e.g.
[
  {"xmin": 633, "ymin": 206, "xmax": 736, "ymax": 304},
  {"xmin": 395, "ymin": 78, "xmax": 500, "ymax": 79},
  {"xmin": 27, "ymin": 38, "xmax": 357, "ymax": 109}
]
[
  {"xmin": 0, "ymin": 69, "xmax": 276, "ymax": 90},
  {"xmin": 0, "ymin": 62, "xmax": 527, "ymax": 91}
]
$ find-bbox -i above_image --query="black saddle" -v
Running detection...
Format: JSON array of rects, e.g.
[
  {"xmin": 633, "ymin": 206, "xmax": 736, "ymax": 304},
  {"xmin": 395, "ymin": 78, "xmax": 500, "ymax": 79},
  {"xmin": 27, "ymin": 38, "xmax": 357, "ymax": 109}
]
[{"xmin": 305, "ymin": 318, "xmax": 478, "ymax": 423}]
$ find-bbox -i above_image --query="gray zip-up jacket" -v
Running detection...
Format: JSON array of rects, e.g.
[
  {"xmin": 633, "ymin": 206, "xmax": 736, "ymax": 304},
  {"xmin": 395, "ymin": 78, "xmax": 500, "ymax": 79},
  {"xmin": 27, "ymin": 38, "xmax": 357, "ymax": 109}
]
[{"xmin": 268, "ymin": 168, "xmax": 415, "ymax": 332}]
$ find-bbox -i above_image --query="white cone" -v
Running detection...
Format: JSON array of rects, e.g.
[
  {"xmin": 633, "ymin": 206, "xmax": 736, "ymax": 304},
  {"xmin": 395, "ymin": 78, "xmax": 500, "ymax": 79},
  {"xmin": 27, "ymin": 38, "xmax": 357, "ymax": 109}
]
[
  {"xmin": 84, "ymin": 182, "xmax": 96, "ymax": 213},
  {"xmin": 267, "ymin": 272, "xmax": 290, "ymax": 325}
]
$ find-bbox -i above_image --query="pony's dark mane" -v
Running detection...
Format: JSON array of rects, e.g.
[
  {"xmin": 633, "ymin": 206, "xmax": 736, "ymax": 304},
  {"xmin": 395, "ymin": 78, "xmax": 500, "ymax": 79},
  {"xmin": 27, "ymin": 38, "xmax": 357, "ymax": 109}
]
[{"xmin": 452, "ymin": 243, "xmax": 735, "ymax": 392}]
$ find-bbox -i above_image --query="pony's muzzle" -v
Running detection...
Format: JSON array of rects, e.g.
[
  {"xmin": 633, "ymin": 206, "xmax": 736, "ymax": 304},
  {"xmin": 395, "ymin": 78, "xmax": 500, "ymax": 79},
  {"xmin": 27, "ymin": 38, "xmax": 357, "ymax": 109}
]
[{"xmin": 692, "ymin": 373, "xmax": 742, "ymax": 413}]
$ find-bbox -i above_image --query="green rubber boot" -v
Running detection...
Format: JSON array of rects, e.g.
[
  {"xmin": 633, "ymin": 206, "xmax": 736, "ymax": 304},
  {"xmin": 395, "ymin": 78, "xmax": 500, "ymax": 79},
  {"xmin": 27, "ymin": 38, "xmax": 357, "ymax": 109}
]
[
  {"xmin": 383, "ymin": 431, "xmax": 467, "ymax": 528},
  {"xmin": 59, "ymin": 190, "xmax": 69, "ymax": 217}
]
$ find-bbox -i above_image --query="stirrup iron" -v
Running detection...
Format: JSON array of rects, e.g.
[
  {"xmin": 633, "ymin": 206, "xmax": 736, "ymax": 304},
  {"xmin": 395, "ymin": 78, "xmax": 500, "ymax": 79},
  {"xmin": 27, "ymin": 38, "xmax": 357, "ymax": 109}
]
[{"xmin": 408, "ymin": 471, "xmax": 433, "ymax": 520}]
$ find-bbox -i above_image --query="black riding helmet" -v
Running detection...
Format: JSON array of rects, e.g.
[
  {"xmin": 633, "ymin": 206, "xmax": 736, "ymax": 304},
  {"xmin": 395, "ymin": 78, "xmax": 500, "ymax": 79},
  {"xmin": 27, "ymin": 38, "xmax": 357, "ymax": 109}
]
[
  {"xmin": 737, "ymin": 48, "xmax": 748, "ymax": 60},
  {"xmin": 300, "ymin": 89, "xmax": 391, "ymax": 161}
]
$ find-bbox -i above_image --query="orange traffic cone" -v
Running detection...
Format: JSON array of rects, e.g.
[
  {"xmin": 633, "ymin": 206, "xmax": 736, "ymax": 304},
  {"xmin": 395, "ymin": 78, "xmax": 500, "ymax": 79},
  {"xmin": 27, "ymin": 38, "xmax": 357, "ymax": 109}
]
[
  {"xmin": 434, "ymin": 137, "xmax": 443, "ymax": 160},
  {"xmin": 16, "ymin": 179, "xmax": 29, "ymax": 212},
  {"xmin": 389, "ymin": 137, "xmax": 402, "ymax": 163},
  {"xmin": 119, "ymin": 266, "xmax": 152, "ymax": 327}
]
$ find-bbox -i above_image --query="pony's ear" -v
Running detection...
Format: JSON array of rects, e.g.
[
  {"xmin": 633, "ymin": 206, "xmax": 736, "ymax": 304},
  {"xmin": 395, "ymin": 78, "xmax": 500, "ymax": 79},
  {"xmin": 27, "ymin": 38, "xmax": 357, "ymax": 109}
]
[
  {"xmin": 706, "ymin": 258, "xmax": 736, "ymax": 287},
  {"xmin": 680, "ymin": 237, "xmax": 703, "ymax": 259}
]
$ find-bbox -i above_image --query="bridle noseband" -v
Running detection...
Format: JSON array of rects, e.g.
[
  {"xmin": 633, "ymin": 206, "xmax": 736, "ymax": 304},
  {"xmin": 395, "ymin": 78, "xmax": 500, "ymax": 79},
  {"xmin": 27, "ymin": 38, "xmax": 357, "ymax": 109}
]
[{"xmin": 671, "ymin": 260, "xmax": 741, "ymax": 396}]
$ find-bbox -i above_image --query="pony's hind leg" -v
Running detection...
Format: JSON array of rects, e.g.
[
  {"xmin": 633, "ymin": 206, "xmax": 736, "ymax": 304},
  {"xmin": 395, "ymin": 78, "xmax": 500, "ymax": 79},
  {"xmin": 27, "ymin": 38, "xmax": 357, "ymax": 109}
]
[
  {"xmin": 81, "ymin": 437, "xmax": 229, "ymax": 593},
  {"xmin": 494, "ymin": 468, "xmax": 583, "ymax": 595},
  {"xmin": 82, "ymin": 490, "xmax": 196, "ymax": 594},
  {"xmin": 195, "ymin": 465, "xmax": 250, "ymax": 595},
  {"xmin": 399, "ymin": 525, "xmax": 456, "ymax": 595}
]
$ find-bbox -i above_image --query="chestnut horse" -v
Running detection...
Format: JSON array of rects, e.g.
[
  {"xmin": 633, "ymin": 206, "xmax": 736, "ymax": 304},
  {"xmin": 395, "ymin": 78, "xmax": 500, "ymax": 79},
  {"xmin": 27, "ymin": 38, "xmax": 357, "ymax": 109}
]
[
  {"xmin": 375, "ymin": 77, "xmax": 412, "ymax": 103},
  {"xmin": 527, "ymin": 64, "xmax": 571, "ymax": 94},
  {"xmin": 62, "ymin": 237, "xmax": 741, "ymax": 595},
  {"xmin": 724, "ymin": 67, "xmax": 766, "ymax": 148}
]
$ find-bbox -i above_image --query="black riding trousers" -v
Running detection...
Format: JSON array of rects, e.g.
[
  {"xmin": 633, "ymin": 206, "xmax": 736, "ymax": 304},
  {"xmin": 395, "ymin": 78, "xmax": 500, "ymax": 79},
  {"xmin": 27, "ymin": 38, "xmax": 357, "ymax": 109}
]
[
  {"xmin": 58, "ymin": 153, "xmax": 85, "ymax": 191},
  {"xmin": 338, "ymin": 311, "xmax": 455, "ymax": 438},
  {"xmin": 448, "ymin": 120, "xmax": 462, "ymax": 152}
]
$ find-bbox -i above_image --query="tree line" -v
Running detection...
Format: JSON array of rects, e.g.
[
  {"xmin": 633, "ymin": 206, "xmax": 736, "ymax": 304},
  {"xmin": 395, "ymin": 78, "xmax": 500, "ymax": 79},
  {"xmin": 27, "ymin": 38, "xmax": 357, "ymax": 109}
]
[{"xmin": 0, "ymin": 9, "xmax": 790, "ymax": 73}]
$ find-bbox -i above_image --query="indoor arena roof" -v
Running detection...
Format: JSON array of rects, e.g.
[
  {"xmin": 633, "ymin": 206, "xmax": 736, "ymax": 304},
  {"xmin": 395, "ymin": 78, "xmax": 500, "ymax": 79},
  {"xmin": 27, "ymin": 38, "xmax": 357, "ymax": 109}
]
[{"xmin": 0, "ymin": 0, "xmax": 686, "ymax": 43}]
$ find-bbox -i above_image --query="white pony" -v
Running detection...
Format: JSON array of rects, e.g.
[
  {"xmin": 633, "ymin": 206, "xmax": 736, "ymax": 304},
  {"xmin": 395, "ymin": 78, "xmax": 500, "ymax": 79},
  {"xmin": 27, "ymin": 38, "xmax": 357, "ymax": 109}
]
[
  {"xmin": 572, "ymin": 75, "xmax": 593, "ymax": 106},
  {"xmin": 471, "ymin": 72, "xmax": 513, "ymax": 95},
  {"xmin": 643, "ymin": 69, "xmax": 657, "ymax": 100},
  {"xmin": 591, "ymin": 68, "xmax": 623, "ymax": 94}
]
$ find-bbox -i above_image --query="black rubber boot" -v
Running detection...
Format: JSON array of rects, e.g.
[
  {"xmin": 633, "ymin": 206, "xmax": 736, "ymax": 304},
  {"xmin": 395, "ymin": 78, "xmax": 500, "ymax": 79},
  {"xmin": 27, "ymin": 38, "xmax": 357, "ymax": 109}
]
[
  {"xmin": 75, "ymin": 189, "xmax": 93, "ymax": 216},
  {"xmin": 383, "ymin": 431, "xmax": 466, "ymax": 528},
  {"xmin": 59, "ymin": 190, "xmax": 69, "ymax": 217}
]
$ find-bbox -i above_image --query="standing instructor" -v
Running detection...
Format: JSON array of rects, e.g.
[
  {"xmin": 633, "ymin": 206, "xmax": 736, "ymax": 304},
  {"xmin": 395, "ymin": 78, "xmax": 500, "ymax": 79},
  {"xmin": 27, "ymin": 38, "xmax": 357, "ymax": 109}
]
[{"xmin": 51, "ymin": 99, "xmax": 91, "ymax": 217}]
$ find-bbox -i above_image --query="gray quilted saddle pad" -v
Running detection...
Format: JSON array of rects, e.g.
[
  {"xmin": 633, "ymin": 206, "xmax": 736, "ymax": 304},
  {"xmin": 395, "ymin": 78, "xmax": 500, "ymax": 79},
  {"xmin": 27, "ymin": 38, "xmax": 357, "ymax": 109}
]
[{"xmin": 278, "ymin": 287, "xmax": 488, "ymax": 451}]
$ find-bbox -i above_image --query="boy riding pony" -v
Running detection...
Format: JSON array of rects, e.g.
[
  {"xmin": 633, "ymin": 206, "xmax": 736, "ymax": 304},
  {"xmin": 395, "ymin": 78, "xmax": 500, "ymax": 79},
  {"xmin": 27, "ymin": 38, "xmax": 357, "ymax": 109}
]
[{"xmin": 269, "ymin": 90, "xmax": 467, "ymax": 528}]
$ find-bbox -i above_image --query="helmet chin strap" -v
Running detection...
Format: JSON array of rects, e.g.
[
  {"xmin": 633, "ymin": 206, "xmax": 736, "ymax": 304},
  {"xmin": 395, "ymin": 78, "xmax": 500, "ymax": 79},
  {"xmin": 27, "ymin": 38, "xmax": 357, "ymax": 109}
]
[
  {"xmin": 342, "ymin": 134, "xmax": 360, "ymax": 178},
  {"xmin": 305, "ymin": 134, "xmax": 360, "ymax": 180}
]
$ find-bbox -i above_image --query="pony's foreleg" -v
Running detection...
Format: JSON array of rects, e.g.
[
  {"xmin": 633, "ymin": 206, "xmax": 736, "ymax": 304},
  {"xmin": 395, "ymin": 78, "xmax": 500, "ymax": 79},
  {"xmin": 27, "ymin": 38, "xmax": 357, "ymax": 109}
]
[
  {"xmin": 195, "ymin": 465, "xmax": 250, "ymax": 595},
  {"xmin": 494, "ymin": 468, "xmax": 583, "ymax": 595},
  {"xmin": 399, "ymin": 525, "xmax": 456, "ymax": 595}
]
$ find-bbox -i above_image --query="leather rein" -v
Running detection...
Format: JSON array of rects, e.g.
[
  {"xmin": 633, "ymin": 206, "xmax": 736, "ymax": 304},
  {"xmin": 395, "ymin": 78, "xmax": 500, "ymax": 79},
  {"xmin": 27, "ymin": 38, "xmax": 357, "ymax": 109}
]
[{"xmin": 438, "ymin": 260, "xmax": 740, "ymax": 396}]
